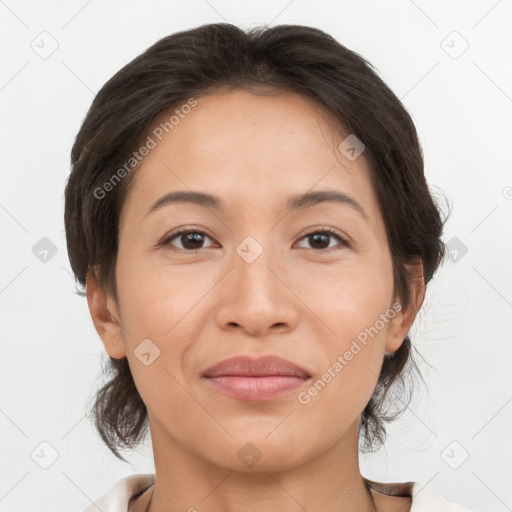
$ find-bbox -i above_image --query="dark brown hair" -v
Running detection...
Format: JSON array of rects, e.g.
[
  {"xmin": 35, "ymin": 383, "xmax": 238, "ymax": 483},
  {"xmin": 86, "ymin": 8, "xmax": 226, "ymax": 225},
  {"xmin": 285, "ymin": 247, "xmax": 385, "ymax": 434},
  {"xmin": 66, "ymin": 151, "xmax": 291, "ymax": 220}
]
[{"xmin": 64, "ymin": 22, "xmax": 446, "ymax": 462}]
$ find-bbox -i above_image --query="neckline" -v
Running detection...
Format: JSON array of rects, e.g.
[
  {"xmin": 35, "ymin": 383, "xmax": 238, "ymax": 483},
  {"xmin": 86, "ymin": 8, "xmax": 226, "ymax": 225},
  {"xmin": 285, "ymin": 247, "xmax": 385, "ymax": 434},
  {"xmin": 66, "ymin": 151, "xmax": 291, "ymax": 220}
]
[
  {"xmin": 128, "ymin": 475, "xmax": 414, "ymax": 510},
  {"xmin": 364, "ymin": 478, "xmax": 414, "ymax": 498},
  {"xmin": 128, "ymin": 481, "xmax": 155, "ymax": 511}
]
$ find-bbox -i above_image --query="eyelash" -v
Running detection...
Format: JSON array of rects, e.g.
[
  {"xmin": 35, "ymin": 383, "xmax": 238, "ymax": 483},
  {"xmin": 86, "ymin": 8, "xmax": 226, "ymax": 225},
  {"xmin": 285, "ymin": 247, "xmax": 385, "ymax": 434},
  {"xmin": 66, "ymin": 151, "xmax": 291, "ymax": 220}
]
[{"xmin": 159, "ymin": 227, "xmax": 351, "ymax": 253}]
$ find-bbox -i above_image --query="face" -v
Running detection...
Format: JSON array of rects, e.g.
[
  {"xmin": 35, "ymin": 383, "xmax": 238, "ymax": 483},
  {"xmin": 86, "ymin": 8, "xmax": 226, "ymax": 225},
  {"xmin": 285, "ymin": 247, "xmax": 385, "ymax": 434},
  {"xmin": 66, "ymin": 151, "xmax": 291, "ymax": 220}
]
[{"xmin": 89, "ymin": 88, "xmax": 418, "ymax": 473}]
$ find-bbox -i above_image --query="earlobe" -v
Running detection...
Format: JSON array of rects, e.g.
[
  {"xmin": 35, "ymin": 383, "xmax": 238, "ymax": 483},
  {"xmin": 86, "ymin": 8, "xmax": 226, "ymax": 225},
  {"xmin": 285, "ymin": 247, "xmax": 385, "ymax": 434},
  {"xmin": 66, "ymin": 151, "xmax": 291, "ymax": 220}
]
[
  {"xmin": 86, "ymin": 269, "xmax": 126, "ymax": 359},
  {"xmin": 385, "ymin": 260, "xmax": 425, "ymax": 354}
]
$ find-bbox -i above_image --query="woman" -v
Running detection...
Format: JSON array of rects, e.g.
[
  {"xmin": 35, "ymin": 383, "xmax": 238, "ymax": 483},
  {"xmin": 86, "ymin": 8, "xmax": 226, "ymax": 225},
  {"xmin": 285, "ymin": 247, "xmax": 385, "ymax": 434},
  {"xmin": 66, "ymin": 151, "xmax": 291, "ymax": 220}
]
[{"xmin": 65, "ymin": 22, "xmax": 473, "ymax": 512}]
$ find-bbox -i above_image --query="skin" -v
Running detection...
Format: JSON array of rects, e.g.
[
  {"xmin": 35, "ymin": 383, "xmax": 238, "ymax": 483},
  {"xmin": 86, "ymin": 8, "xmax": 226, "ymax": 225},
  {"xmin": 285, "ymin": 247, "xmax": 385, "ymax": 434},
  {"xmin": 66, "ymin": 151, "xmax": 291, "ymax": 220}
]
[{"xmin": 87, "ymin": 88, "xmax": 424, "ymax": 512}]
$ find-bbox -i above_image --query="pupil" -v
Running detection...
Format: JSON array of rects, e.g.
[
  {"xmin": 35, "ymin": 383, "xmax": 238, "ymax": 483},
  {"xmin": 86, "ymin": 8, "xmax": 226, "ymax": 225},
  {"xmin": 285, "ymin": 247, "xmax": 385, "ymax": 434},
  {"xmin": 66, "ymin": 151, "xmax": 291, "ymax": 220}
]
[
  {"xmin": 311, "ymin": 233, "xmax": 329, "ymax": 249},
  {"xmin": 179, "ymin": 232, "xmax": 331, "ymax": 250},
  {"xmin": 183, "ymin": 232, "xmax": 203, "ymax": 249}
]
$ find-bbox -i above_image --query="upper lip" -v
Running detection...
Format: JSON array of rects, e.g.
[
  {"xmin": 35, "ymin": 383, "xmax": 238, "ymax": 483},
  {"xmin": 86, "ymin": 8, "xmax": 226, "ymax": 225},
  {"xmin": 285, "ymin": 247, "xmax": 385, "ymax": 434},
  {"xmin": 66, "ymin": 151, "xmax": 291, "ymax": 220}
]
[{"xmin": 202, "ymin": 355, "xmax": 311, "ymax": 378}]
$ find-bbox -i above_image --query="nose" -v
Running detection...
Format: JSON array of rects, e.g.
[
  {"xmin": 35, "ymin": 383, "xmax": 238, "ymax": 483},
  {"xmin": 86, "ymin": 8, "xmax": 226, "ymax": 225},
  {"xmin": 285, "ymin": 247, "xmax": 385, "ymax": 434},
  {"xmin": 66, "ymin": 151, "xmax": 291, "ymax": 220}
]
[{"xmin": 215, "ymin": 241, "xmax": 299, "ymax": 337}]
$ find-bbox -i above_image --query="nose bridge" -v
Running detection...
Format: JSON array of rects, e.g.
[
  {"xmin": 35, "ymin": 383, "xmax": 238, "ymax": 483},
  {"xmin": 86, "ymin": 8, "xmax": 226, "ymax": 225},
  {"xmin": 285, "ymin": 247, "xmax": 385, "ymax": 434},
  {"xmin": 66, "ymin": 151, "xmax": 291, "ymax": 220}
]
[
  {"xmin": 229, "ymin": 202, "xmax": 281, "ymax": 277},
  {"xmin": 233, "ymin": 232, "xmax": 282, "ymax": 301},
  {"xmin": 216, "ymin": 229, "xmax": 297, "ymax": 332}
]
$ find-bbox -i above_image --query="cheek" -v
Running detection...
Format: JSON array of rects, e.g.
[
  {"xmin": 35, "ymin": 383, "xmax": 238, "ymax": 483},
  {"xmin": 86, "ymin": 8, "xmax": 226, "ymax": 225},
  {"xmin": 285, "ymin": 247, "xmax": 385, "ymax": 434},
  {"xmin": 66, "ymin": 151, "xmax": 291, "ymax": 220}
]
[
  {"xmin": 301, "ymin": 254, "xmax": 394, "ymax": 395},
  {"xmin": 115, "ymin": 257, "xmax": 197, "ymax": 416},
  {"xmin": 115, "ymin": 252, "xmax": 197, "ymax": 340},
  {"xmin": 299, "ymin": 252, "xmax": 395, "ymax": 342},
  {"xmin": 297, "ymin": 282, "xmax": 394, "ymax": 427},
  {"xmin": 114, "ymin": 253, "xmax": 211, "ymax": 401}
]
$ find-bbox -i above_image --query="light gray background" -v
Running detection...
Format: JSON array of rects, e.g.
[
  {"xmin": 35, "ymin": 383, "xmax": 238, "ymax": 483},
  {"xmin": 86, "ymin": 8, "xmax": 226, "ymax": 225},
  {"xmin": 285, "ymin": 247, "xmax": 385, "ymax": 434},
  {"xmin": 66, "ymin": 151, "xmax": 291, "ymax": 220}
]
[{"xmin": 1, "ymin": 1, "xmax": 511, "ymax": 511}]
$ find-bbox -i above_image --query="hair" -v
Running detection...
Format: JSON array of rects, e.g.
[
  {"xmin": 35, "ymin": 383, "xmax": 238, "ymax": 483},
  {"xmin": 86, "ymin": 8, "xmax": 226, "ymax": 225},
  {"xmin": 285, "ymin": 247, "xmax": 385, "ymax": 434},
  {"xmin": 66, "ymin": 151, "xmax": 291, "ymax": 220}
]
[{"xmin": 64, "ymin": 22, "xmax": 447, "ymax": 462}]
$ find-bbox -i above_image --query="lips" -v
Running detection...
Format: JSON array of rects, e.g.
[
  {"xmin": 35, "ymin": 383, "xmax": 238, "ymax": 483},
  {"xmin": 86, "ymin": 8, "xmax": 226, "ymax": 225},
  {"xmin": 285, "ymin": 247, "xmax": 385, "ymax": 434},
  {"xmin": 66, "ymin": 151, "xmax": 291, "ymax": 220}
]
[
  {"xmin": 202, "ymin": 354, "xmax": 311, "ymax": 379},
  {"xmin": 202, "ymin": 355, "xmax": 312, "ymax": 401}
]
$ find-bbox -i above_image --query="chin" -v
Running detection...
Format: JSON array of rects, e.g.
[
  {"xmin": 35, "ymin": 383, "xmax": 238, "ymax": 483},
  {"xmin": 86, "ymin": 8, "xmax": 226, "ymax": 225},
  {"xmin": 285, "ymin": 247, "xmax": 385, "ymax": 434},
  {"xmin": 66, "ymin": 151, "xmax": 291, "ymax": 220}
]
[{"xmin": 204, "ymin": 436, "xmax": 313, "ymax": 473}]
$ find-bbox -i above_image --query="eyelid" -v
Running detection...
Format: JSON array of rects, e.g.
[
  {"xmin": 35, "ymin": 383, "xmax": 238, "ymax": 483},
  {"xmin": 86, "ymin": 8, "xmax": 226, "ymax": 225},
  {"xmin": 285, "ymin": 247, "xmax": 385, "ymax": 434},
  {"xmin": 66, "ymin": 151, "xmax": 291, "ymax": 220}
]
[
  {"xmin": 159, "ymin": 226, "xmax": 351, "ymax": 252},
  {"xmin": 295, "ymin": 226, "xmax": 351, "ymax": 251},
  {"xmin": 159, "ymin": 225, "xmax": 218, "ymax": 250}
]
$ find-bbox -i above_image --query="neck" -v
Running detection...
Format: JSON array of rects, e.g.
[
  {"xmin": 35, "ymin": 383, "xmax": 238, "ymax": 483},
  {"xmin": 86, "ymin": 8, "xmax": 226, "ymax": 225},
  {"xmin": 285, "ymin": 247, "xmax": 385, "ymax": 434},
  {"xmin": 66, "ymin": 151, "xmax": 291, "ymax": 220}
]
[{"xmin": 145, "ymin": 416, "xmax": 376, "ymax": 512}]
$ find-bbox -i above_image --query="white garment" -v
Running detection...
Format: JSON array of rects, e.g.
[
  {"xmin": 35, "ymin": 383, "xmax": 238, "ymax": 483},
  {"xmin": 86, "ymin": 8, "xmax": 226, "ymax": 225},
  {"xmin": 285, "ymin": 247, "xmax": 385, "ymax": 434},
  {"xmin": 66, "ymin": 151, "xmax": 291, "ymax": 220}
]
[{"xmin": 81, "ymin": 473, "xmax": 475, "ymax": 511}]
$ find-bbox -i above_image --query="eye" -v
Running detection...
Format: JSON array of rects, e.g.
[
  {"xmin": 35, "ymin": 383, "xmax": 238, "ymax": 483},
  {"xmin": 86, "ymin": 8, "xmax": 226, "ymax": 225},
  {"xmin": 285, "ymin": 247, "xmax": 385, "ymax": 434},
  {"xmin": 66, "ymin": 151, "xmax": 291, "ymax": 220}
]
[
  {"xmin": 160, "ymin": 227, "xmax": 350, "ymax": 252},
  {"xmin": 161, "ymin": 229, "xmax": 216, "ymax": 251},
  {"xmin": 296, "ymin": 228, "xmax": 350, "ymax": 251}
]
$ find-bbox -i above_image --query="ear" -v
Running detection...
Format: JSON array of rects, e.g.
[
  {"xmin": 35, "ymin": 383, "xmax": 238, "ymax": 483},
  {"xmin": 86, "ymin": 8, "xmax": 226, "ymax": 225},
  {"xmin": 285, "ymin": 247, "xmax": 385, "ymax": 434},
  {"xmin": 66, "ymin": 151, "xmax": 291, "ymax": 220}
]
[
  {"xmin": 86, "ymin": 269, "xmax": 126, "ymax": 359},
  {"xmin": 385, "ymin": 260, "xmax": 425, "ymax": 354}
]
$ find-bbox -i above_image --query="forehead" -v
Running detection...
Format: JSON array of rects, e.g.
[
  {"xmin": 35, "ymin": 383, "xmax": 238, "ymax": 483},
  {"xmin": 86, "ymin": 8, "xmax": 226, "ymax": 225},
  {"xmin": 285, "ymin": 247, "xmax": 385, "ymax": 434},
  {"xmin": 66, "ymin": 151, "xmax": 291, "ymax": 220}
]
[
  {"xmin": 121, "ymin": 88, "xmax": 380, "ymax": 226},
  {"xmin": 149, "ymin": 88, "xmax": 352, "ymax": 167}
]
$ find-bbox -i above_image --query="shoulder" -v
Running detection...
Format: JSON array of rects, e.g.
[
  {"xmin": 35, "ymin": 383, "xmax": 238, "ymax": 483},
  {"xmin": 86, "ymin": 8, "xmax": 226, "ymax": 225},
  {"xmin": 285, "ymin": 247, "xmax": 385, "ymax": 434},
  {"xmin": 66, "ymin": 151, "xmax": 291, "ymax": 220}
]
[
  {"xmin": 83, "ymin": 475, "xmax": 475, "ymax": 512},
  {"xmin": 81, "ymin": 474, "xmax": 155, "ymax": 512},
  {"xmin": 409, "ymin": 482, "xmax": 475, "ymax": 511},
  {"xmin": 365, "ymin": 479, "xmax": 475, "ymax": 511}
]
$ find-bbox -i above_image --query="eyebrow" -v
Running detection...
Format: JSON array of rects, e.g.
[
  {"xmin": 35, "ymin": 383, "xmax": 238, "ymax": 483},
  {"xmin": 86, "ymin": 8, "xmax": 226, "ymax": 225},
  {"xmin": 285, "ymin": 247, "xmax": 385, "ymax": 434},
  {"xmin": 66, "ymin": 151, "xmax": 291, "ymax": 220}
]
[{"xmin": 144, "ymin": 189, "xmax": 369, "ymax": 220}]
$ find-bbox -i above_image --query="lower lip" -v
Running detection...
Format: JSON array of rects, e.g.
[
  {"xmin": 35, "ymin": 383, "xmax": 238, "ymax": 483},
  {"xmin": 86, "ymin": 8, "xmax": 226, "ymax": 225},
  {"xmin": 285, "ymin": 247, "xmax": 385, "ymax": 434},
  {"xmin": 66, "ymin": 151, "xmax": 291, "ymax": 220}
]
[{"xmin": 204, "ymin": 375, "xmax": 309, "ymax": 401}]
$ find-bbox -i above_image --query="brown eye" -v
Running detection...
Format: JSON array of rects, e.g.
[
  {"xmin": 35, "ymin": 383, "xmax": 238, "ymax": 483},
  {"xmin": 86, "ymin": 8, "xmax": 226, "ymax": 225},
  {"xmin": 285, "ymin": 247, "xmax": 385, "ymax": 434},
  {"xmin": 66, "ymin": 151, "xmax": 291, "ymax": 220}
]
[
  {"xmin": 296, "ymin": 229, "xmax": 350, "ymax": 251},
  {"xmin": 160, "ymin": 227, "xmax": 349, "ymax": 253},
  {"xmin": 162, "ymin": 230, "xmax": 215, "ymax": 251}
]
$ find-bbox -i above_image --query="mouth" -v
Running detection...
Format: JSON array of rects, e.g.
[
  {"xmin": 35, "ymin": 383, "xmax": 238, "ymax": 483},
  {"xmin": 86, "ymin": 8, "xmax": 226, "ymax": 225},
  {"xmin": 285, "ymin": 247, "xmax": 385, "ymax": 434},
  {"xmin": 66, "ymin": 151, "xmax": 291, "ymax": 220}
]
[{"xmin": 202, "ymin": 354, "xmax": 311, "ymax": 401}]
